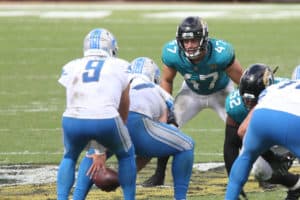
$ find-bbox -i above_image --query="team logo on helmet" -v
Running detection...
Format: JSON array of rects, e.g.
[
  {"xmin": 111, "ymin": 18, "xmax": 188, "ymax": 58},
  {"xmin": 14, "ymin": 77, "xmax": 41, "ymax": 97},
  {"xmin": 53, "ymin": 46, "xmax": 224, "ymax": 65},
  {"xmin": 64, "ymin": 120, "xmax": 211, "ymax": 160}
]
[
  {"xmin": 83, "ymin": 28, "xmax": 118, "ymax": 57},
  {"xmin": 129, "ymin": 57, "xmax": 160, "ymax": 84},
  {"xmin": 263, "ymin": 69, "xmax": 273, "ymax": 87}
]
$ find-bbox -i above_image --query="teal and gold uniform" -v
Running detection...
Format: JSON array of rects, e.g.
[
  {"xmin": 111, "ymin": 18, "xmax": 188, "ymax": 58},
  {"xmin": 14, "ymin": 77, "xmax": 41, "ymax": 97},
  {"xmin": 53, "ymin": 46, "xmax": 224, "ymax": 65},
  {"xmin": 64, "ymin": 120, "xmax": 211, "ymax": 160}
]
[{"xmin": 162, "ymin": 38, "xmax": 235, "ymax": 95}]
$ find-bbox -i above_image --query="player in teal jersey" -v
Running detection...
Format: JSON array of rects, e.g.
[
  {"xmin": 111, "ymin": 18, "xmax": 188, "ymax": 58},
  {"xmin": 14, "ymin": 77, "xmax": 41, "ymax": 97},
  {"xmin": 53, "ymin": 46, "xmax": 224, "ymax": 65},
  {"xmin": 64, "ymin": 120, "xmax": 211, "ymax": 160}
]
[
  {"xmin": 224, "ymin": 63, "xmax": 300, "ymax": 200},
  {"xmin": 143, "ymin": 16, "xmax": 244, "ymax": 187}
]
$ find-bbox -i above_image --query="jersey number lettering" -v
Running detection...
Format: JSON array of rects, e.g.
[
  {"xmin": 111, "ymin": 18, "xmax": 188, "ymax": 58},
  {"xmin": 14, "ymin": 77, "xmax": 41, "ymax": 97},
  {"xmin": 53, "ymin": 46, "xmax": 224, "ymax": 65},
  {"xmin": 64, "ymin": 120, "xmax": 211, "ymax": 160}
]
[
  {"xmin": 215, "ymin": 40, "xmax": 226, "ymax": 53},
  {"xmin": 167, "ymin": 46, "xmax": 177, "ymax": 54},
  {"xmin": 132, "ymin": 83, "xmax": 155, "ymax": 90},
  {"xmin": 229, "ymin": 90, "xmax": 242, "ymax": 108},
  {"xmin": 278, "ymin": 80, "xmax": 300, "ymax": 89},
  {"xmin": 82, "ymin": 60, "xmax": 104, "ymax": 83},
  {"xmin": 185, "ymin": 72, "xmax": 219, "ymax": 90},
  {"xmin": 199, "ymin": 72, "xmax": 218, "ymax": 89}
]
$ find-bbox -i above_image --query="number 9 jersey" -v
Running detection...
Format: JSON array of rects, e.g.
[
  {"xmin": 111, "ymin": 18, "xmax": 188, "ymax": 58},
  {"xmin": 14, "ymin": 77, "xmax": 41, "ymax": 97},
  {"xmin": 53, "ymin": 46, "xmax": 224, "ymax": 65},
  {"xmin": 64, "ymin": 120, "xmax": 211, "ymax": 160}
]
[{"xmin": 58, "ymin": 56, "xmax": 130, "ymax": 119}]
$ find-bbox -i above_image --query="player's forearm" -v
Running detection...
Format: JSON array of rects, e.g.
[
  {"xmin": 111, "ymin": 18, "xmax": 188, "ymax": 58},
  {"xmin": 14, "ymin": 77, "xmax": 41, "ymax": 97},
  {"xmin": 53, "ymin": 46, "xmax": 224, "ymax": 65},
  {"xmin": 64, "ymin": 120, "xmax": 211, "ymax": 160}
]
[
  {"xmin": 160, "ymin": 80, "xmax": 173, "ymax": 94},
  {"xmin": 118, "ymin": 85, "xmax": 130, "ymax": 123}
]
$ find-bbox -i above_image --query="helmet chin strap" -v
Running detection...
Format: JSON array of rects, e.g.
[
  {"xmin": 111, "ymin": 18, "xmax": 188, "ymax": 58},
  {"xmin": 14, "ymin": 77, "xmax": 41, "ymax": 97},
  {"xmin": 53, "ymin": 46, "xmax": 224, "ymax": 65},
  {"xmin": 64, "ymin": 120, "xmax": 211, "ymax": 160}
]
[
  {"xmin": 184, "ymin": 38, "xmax": 206, "ymax": 60},
  {"xmin": 185, "ymin": 48, "xmax": 202, "ymax": 60}
]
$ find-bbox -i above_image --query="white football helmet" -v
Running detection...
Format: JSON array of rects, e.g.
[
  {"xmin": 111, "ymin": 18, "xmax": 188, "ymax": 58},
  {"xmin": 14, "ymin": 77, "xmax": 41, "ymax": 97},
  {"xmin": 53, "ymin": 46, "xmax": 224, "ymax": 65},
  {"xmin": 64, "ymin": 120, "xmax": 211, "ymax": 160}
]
[
  {"xmin": 83, "ymin": 28, "xmax": 118, "ymax": 57},
  {"xmin": 129, "ymin": 57, "xmax": 160, "ymax": 84},
  {"xmin": 291, "ymin": 64, "xmax": 300, "ymax": 80}
]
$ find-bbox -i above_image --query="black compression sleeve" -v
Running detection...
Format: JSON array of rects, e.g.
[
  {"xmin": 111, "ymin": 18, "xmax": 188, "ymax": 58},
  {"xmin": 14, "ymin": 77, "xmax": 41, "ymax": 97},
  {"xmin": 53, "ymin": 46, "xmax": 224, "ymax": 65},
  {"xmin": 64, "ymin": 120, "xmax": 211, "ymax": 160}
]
[{"xmin": 223, "ymin": 124, "xmax": 243, "ymax": 175}]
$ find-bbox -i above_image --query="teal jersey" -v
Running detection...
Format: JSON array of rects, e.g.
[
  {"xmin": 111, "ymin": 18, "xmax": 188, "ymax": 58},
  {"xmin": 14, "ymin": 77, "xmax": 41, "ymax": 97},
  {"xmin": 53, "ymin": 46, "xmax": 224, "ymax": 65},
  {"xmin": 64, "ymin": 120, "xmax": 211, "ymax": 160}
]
[
  {"xmin": 161, "ymin": 38, "xmax": 235, "ymax": 95},
  {"xmin": 225, "ymin": 89, "xmax": 248, "ymax": 124},
  {"xmin": 225, "ymin": 77, "xmax": 289, "ymax": 124}
]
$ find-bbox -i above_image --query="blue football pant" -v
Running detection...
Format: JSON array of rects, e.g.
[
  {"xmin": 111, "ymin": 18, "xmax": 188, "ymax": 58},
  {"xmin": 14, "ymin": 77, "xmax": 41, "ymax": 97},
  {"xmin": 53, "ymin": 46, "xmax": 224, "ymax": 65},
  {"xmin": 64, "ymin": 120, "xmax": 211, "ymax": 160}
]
[
  {"xmin": 57, "ymin": 116, "xmax": 136, "ymax": 200},
  {"xmin": 226, "ymin": 109, "xmax": 300, "ymax": 199}
]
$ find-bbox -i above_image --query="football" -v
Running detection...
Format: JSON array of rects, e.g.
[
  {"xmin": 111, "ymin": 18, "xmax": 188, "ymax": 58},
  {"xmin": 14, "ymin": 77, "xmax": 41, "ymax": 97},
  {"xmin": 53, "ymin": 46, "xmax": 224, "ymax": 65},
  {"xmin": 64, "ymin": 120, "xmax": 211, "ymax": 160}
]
[{"xmin": 92, "ymin": 167, "xmax": 120, "ymax": 192}]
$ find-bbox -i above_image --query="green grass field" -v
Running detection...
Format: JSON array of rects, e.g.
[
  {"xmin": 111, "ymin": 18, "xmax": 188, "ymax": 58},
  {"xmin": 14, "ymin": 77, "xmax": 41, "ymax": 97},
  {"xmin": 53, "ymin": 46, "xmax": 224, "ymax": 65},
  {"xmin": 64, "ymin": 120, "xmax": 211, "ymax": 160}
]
[{"xmin": 0, "ymin": 2, "xmax": 299, "ymax": 199}]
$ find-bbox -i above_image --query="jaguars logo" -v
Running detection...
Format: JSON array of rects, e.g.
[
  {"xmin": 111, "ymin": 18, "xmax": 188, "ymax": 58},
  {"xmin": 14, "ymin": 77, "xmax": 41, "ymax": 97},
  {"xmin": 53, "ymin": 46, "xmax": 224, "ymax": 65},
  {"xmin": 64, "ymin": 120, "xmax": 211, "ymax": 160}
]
[{"xmin": 263, "ymin": 68, "xmax": 274, "ymax": 87}]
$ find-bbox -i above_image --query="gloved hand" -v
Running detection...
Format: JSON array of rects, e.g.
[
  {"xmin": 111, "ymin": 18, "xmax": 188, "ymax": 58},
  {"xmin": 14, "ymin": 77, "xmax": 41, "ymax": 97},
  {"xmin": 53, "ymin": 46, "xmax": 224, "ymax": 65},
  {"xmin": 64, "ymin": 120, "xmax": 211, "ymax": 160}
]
[{"xmin": 167, "ymin": 110, "xmax": 178, "ymax": 127}]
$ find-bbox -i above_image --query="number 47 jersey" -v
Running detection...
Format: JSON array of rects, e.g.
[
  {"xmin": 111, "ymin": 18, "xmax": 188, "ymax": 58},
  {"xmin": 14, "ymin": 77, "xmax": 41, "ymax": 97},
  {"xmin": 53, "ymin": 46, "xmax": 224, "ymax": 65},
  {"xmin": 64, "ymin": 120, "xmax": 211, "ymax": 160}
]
[
  {"xmin": 161, "ymin": 38, "xmax": 235, "ymax": 95},
  {"xmin": 58, "ymin": 56, "xmax": 130, "ymax": 119}
]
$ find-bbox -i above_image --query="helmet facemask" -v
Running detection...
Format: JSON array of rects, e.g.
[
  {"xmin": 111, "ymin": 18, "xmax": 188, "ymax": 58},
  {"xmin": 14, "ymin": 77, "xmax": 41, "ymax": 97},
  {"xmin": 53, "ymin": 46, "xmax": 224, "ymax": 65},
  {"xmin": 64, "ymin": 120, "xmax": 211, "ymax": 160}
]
[
  {"xmin": 241, "ymin": 92, "xmax": 258, "ymax": 110},
  {"xmin": 176, "ymin": 17, "xmax": 208, "ymax": 60},
  {"xmin": 239, "ymin": 63, "xmax": 274, "ymax": 110}
]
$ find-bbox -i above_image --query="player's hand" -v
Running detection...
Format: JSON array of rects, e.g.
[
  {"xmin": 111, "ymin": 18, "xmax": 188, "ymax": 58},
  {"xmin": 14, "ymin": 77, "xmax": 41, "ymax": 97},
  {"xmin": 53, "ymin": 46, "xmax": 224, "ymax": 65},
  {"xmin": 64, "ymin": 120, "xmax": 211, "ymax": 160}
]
[
  {"xmin": 167, "ymin": 110, "xmax": 178, "ymax": 127},
  {"xmin": 86, "ymin": 153, "xmax": 107, "ymax": 179}
]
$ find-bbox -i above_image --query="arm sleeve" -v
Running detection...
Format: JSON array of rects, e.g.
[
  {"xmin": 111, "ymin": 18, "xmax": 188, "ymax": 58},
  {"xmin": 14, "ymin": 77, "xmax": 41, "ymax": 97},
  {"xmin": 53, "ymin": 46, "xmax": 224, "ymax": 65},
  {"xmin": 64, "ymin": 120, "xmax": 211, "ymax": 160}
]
[{"xmin": 223, "ymin": 123, "xmax": 242, "ymax": 175}]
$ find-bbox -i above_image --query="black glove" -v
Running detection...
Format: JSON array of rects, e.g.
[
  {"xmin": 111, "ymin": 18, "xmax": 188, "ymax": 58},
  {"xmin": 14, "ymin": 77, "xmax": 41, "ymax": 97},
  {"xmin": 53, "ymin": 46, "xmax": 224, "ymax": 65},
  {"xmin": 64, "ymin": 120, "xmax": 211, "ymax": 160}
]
[{"xmin": 167, "ymin": 110, "xmax": 178, "ymax": 127}]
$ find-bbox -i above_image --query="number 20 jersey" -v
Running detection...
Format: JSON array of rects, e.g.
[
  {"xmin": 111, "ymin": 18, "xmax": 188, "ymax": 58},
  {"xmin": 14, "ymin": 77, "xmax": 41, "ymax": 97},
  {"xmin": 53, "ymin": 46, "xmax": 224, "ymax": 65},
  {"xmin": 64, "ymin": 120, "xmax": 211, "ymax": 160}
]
[
  {"xmin": 58, "ymin": 56, "xmax": 130, "ymax": 119},
  {"xmin": 161, "ymin": 38, "xmax": 235, "ymax": 95}
]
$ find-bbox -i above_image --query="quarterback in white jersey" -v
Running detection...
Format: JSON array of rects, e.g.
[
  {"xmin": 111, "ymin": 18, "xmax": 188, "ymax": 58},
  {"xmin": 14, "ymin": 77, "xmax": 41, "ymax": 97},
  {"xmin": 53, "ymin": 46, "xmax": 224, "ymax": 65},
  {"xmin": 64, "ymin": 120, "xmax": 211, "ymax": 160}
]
[
  {"xmin": 56, "ymin": 28, "xmax": 136, "ymax": 200},
  {"xmin": 71, "ymin": 57, "xmax": 195, "ymax": 200},
  {"xmin": 225, "ymin": 80, "xmax": 300, "ymax": 200},
  {"xmin": 59, "ymin": 56, "xmax": 130, "ymax": 119}
]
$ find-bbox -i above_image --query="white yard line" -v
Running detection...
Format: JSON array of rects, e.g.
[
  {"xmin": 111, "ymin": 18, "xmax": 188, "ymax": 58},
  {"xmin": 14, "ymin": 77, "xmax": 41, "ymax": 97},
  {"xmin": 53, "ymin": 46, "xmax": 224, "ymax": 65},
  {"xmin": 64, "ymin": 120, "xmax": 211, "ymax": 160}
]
[
  {"xmin": 1, "ymin": 161, "xmax": 299, "ymax": 186},
  {"xmin": 0, "ymin": 162, "xmax": 224, "ymax": 187}
]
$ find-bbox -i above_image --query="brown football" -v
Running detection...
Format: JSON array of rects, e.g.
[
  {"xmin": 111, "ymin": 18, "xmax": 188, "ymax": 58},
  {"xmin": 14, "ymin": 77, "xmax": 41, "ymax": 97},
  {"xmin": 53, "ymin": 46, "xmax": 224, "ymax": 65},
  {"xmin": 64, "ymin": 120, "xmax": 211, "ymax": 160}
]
[{"xmin": 92, "ymin": 167, "xmax": 120, "ymax": 192}]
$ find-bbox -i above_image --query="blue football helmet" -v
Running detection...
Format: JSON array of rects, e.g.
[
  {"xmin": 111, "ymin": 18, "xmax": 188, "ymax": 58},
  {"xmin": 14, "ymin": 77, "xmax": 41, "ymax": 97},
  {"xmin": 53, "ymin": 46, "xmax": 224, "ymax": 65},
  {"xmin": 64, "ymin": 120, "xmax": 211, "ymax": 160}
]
[
  {"xmin": 291, "ymin": 65, "xmax": 300, "ymax": 80},
  {"xmin": 129, "ymin": 57, "xmax": 160, "ymax": 84},
  {"xmin": 83, "ymin": 28, "xmax": 118, "ymax": 57}
]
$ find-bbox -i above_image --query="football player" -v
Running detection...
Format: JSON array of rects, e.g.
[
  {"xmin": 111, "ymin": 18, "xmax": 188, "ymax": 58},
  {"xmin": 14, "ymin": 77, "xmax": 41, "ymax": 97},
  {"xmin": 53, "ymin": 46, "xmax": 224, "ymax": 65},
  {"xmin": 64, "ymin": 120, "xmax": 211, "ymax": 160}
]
[
  {"xmin": 127, "ymin": 57, "xmax": 195, "ymax": 200},
  {"xmin": 74, "ymin": 57, "xmax": 195, "ymax": 200},
  {"xmin": 224, "ymin": 63, "xmax": 300, "ymax": 200},
  {"xmin": 57, "ymin": 28, "xmax": 136, "ymax": 200},
  {"xmin": 225, "ymin": 64, "xmax": 300, "ymax": 200},
  {"xmin": 144, "ymin": 16, "xmax": 244, "ymax": 187}
]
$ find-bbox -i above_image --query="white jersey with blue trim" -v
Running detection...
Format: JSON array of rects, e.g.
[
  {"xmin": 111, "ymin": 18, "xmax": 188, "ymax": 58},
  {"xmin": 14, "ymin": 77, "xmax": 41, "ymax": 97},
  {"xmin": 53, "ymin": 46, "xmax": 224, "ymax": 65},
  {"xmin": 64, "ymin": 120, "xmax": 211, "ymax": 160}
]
[
  {"xmin": 256, "ymin": 80, "xmax": 300, "ymax": 117},
  {"xmin": 129, "ymin": 76, "xmax": 167, "ymax": 121},
  {"xmin": 58, "ymin": 56, "xmax": 130, "ymax": 119}
]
